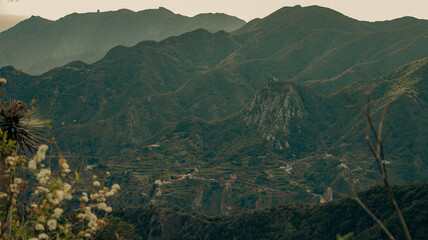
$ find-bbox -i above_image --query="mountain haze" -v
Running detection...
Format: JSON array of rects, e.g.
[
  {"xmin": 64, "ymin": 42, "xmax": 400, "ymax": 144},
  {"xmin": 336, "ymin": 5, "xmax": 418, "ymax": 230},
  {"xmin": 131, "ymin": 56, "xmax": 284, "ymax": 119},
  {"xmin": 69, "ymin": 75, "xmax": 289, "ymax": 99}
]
[
  {"xmin": 0, "ymin": 14, "xmax": 27, "ymax": 33},
  {"xmin": 0, "ymin": 7, "xmax": 245, "ymax": 74}
]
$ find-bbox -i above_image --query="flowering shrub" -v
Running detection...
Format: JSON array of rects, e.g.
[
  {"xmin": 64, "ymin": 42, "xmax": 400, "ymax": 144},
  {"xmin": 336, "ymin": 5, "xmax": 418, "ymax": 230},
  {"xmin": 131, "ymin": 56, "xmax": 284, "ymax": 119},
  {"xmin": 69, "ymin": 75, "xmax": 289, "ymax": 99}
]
[{"xmin": 0, "ymin": 139, "xmax": 120, "ymax": 239}]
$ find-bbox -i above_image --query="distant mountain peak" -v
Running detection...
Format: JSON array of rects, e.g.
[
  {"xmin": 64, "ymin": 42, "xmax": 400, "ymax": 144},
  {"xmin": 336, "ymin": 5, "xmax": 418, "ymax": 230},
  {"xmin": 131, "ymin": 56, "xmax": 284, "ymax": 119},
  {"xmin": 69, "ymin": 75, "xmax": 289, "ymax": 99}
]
[
  {"xmin": 116, "ymin": 8, "xmax": 134, "ymax": 13},
  {"xmin": 21, "ymin": 15, "xmax": 51, "ymax": 24},
  {"xmin": 158, "ymin": 7, "xmax": 172, "ymax": 12},
  {"xmin": 237, "ymin": 5, "xmax": 358, "ymax": 34},
  {"xmin": 0, "ymin": 15, "xmax": 52, "ymax": 37},
  {"xmin": 29, "ymin": 15, "xmax": 43, "ymax": 19}
]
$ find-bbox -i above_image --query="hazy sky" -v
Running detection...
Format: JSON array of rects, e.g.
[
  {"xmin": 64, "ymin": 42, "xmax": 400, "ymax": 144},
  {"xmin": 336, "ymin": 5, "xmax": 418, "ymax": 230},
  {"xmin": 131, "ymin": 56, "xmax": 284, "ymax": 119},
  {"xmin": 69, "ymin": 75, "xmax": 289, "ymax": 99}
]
[{"xmin": 0, "ymin": 0, "xmax": 427, "ymax": 22}]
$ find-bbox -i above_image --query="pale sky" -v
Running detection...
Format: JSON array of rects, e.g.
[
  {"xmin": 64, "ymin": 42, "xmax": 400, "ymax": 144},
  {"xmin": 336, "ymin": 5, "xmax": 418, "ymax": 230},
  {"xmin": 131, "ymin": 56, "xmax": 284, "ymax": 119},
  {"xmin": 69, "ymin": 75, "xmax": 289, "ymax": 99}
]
[{"xmin": 0, "ymin": 0, "xmax": 428, "ymax": 22}]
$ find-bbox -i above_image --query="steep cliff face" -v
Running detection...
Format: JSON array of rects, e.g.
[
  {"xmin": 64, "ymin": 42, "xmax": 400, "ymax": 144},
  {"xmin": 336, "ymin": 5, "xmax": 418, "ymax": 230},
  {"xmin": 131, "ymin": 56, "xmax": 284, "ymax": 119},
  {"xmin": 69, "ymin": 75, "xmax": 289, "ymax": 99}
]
[
  {"xmin": 244, "ymin": 78, "xmax": 321, "ymax": 154},
  {"xmin": 245, "ymin": 78, "xmax": 307, "ymax": 133}
]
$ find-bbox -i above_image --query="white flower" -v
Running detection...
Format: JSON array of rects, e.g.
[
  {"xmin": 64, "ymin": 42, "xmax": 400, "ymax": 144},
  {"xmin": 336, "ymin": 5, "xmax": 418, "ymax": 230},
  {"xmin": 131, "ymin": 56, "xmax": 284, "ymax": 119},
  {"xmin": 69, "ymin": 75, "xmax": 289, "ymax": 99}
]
[
  {"xmin": 97, "ymin": 202, "xmax": 107, "ymax": 211},
  {"xmin": 88, "ymin": 214, "xmax": 98, "ymax": 229},
  {"xmin": 61, "ymin": 162, "xmax": 69, "ymax": 169},
  {"xmin": 76, "ymin": 213, "xmax": 85, "ymax": 219},
  {"xmin": 112, "ymin": 184, "xmax": 120, "ymax": 191},
  {"xmin": 28, "ymin": 160, "xmax": 37, "ymax": 170},
  {"xmin": 0, "ymin": 192, "xmax": 7, "ymax": 198},
  {"xmin": 49, "ymin": 198, "xmax": 60, "ymax": 205},
  {"xmin": 34, "ymin": 145, "xmax": 48, "ymax": 163},
  {"xmin": 35, "ymin": 186, "xmax": 49, "ymax": 194},
  {"xmin": 106, "ymin": 207, "xmax": 112, "ymax": 213},
  {"xmin": 35, "ymin": 223, "xmax": 45, "ymax": 231},
  {"xmin": 63, "ymin": 183, "xmax": 73, "ymax": 200},
  {"xmin": 105, "ymin": 183, "xmax": 120, "ymax": 197},
  {"xmin": 63, "ymin": 183, "xmax": 72, "ymax": 190},
  {"xmin": 38, "ymin": 233, "xmax": 49, "ymax": 239},
  {"xmin": 84, "ymin": 206, "xmax": 92, "ymax": 216},
  {"xmin": 80, "ymin": 195, "xmax": 89, "ymax": 203},
  {"xmin": 9, "ymin": 183, "xmax": 19, "ymax": 193},
  {"xmin": 93, "ymin": 181, "xmax": 101, "ymax": 187},
  {"xmin": 84, "ymin": 233, "xmax": 91, "ymax": 238},
  {"xmin": 14, "ymin": 178, "xmax": 22, "ymax": 184},
  {"xmin": 38, "ymin": 144, "xmax": 48, "ymax": 152},
  {"xmin": 54, "ymin": 190, "xmax": 64, "ymax": 202},
  {"xmin": 52, "ymin": 208, "xmax": 63, "ymax": 218},
  {"xmin": 29, "ymin": 238, "xmax": 38, "ymax": 240},
  {"xmin": 60, "ymin": 192, "xmax": 69, "ymax": 201},
  {"xmin": 105, "ymin": 190, "xmax": 115, "ymax": 197},
  {"xmin": 106, "ymin": 172, "xmax": 110, "ymax": 177},
  {"xmin": 90, "ymin": 192, "xmax": 106, "ymax": 202},
  {"xmin": 61, "ymin": 162, "xmax": 71, "ymax": 173},
  {"xmin": 5, "ymin": 156, "xmax": 15, "ymax": 166},
  {"xmin": 47, "ymin": 219, "xmax": 57, "ymax": 231},
  {"xmin": 36, "ymin": 169, "xmax": 51, "ymax": 185}
]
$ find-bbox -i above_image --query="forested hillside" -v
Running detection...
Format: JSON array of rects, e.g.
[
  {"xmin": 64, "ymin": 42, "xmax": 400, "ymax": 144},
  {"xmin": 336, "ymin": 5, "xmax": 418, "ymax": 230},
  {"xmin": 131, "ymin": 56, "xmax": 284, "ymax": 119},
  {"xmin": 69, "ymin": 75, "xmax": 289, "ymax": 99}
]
[
  {"xmin": 1, "ymin": 5, "xmax": 427, "ymax": 214},
  {"xmin": 110, "ymin": 183, "xmax": 428, "ymax": 240}
]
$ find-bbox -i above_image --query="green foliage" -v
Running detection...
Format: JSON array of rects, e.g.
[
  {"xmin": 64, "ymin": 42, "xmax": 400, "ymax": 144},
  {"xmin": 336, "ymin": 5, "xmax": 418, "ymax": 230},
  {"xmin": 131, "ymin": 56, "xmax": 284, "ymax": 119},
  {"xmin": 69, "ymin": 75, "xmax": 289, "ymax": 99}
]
[
  {"xmin": 0, "ymin": 100, "xmax": 49, "ymax": 153},
  {"xmin": 336, "ymin": 232, "xmax": 354, "ymax": 240},
  {"xmin": 115, "ymin": 183, "xmax": 428, "ymax": 240},
  {"xmin": 95, "ymin": 217, "xmax": 142, "ymax": 240}
]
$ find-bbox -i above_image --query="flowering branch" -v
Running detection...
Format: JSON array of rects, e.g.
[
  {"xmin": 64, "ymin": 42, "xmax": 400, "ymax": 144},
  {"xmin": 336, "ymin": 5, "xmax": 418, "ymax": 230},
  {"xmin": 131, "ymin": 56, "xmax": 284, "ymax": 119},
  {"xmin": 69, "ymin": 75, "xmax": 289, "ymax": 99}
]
[{"xmin": 0, "ymin": 142, "xmax": 120, "ymax": 239}]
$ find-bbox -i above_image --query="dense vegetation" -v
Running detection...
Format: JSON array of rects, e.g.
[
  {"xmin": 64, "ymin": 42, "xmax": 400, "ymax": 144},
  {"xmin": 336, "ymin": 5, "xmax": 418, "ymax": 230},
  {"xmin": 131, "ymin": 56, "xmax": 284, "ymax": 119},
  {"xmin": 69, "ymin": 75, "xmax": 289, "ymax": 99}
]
[{"xmin": 111, "ymin": 183, "xmax": 428, "ymax": 239}]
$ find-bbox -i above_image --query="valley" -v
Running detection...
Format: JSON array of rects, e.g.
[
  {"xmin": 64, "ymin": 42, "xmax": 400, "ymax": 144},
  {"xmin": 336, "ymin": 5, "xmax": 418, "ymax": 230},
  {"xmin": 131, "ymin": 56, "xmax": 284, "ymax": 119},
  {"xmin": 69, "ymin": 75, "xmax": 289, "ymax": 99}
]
[{"xmin": 0, "ymin": 4, "xmax": 427, "ymax": 239}]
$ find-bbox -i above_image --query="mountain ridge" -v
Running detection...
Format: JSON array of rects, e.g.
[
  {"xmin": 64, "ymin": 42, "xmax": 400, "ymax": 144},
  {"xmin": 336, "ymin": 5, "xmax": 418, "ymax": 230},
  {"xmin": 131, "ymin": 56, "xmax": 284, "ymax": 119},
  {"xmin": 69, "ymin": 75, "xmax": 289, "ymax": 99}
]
[{"xmin": 0, "ymin": 7, "xmax": 245, "ymax": 74}]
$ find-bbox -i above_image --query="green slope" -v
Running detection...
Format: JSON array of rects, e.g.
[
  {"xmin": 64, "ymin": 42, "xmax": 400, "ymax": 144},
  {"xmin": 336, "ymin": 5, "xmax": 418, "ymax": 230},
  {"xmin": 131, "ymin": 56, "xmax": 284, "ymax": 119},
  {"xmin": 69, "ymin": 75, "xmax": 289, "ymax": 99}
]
[{"xmin": 101, "ymin": 58, "xmax": 428, "ymax": 214}]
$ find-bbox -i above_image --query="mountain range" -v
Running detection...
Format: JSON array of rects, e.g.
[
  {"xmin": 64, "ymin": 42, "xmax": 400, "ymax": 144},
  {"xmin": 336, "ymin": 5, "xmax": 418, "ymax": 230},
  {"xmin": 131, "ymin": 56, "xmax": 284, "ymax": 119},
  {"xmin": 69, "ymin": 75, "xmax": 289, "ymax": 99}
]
[
  {"xmin": 0, "ymin": 7, "xmax": 245, "ymax": 74},
  {"xmin": 1, "ymin": 5, "xmax": 428, "ymax": 215}
]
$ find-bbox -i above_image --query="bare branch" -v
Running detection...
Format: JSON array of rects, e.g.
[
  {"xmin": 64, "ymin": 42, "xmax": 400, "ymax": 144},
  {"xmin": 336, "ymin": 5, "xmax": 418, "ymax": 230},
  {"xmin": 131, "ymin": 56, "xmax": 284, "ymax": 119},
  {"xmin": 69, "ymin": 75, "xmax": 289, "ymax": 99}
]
[
  {"xmin": 342, "ymin": 88, "xmax": 412, "ymax": 240},
  {"xmin": 364, "ymin": 93, "xmax": 412, "ymax": 240},
  {"xmin": 382, "ymin": 126, "xmax": 393, "ymax": 142},
  {"xmin": 341, "ymin": 89, "xmax": 364, "ymax": 114}
]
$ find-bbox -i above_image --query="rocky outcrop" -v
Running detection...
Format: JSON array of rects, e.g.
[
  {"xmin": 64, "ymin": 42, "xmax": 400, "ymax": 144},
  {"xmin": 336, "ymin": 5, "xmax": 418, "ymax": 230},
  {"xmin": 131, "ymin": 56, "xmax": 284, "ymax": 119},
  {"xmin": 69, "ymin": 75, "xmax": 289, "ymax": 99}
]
[{"xmin": 244, "ymin": 78, "xmax": 309, "ymax": 150}]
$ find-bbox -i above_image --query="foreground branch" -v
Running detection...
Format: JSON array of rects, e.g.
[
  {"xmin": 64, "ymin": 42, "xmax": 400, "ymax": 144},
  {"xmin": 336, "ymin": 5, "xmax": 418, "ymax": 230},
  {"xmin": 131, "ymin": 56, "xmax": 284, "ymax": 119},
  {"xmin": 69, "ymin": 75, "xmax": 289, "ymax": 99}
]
[
  {"xmin": 341, "ymin": 89, "xmax": 412, "ymax": 240},
  {"xmin": 338, "ymin": 174, "xmax": 395, "ymax": 240}
]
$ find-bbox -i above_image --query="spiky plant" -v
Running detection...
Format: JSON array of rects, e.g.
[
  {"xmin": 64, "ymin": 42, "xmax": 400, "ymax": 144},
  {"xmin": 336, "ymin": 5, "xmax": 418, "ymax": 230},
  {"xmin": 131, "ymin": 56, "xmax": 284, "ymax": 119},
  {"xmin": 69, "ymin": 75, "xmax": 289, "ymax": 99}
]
[{"xmin": 0, "ymin": 100, "xmax": 49, "ymax": 153}]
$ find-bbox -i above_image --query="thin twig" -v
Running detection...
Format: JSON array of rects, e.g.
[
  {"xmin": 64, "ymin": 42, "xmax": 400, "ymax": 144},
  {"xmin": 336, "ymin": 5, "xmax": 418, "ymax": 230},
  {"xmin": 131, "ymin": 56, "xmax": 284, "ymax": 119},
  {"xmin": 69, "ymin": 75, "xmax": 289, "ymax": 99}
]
[
  {"xmin": 364, "ymin": 93, "xmax": 412, "ymax": 240},
  {"xmin": 342, "ymin": 89, "xmax": 412, "ymax": 240},
  {"xmin": 341, "ymin": 89, "xmax": 364, "ymax": 114}
]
